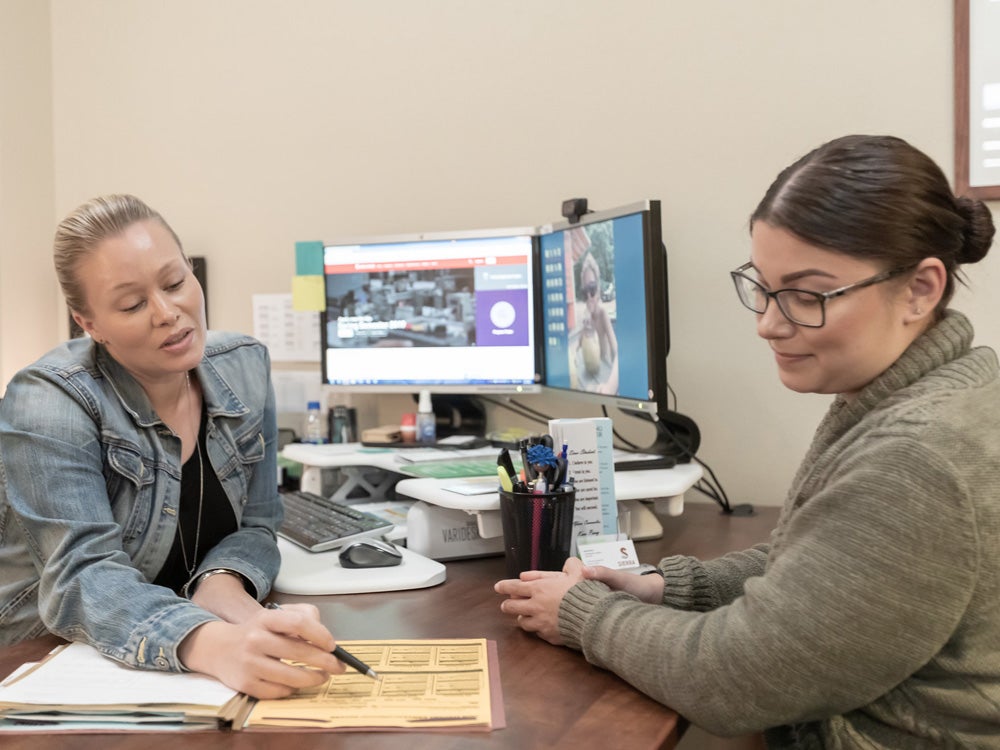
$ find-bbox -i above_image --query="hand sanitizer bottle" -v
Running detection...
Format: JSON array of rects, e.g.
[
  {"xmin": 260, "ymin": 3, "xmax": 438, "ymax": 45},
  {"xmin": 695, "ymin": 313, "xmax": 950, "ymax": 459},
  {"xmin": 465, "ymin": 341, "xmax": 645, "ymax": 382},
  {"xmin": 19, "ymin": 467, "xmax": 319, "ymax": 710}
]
[{"xmin": 416, "ymin": 390, "xmax": 436, "ymax": 444}]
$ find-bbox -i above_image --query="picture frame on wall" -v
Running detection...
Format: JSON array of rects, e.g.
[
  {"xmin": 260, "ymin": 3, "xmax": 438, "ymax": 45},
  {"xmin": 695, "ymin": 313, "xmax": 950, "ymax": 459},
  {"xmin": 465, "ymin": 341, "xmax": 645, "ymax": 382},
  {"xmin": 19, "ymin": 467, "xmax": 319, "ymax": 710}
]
[{"xmin": 954, "ymin": 0, "xmax": 1000, "ymax": 200}]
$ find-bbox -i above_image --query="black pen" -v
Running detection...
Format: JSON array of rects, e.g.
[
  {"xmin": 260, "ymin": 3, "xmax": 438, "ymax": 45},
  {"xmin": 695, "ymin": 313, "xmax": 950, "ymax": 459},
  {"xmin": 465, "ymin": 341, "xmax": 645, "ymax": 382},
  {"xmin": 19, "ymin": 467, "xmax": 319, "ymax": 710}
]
[
  {"xmin": 330, "ymin": 645, "xmax": 379, "ymax": 680},
  {"xmin": 265, "ymin": 602, "xmax": 380, "ymax": 680},
  {"xmin": 518, "ymin": 438, "xmax": 536, "ymax": 481}
]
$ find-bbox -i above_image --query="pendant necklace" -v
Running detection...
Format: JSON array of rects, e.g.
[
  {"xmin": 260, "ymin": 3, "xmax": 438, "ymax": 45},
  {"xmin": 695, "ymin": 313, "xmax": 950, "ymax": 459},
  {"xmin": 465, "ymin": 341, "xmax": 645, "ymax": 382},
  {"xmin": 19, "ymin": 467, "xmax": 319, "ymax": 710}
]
[{"xmin": 178, "ymin": 372, "xmax": 205, "ymax": 577}]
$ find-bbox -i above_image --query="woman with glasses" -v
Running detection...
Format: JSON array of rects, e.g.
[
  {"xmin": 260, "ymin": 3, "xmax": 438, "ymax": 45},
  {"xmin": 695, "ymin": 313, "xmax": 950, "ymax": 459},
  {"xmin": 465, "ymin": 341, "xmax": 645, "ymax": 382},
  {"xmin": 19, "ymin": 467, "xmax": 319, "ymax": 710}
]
[{"xmin": 496, "ymin": 135, "xmax": 999, "ymax": 746}]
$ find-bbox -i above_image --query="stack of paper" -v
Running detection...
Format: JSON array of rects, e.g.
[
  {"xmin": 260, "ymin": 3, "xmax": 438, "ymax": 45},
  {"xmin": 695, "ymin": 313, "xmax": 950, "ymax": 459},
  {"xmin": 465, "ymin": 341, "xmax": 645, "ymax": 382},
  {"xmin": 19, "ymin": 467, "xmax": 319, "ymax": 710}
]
[
  {"xmin": 0, "ymin": 642, "xmax": 248, "ymax": 732},
  {"xmin": 0, "ymin": 638, "xmax": 503, "ymax": 733}
]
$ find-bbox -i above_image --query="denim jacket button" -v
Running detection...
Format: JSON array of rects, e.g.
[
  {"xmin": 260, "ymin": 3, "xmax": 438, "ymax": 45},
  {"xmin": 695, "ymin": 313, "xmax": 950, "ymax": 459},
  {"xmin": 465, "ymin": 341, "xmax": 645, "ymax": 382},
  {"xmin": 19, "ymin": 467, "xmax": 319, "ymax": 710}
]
[{"xmin": 154, "ymin": 655, "xmax": 170, "ymax": 669}]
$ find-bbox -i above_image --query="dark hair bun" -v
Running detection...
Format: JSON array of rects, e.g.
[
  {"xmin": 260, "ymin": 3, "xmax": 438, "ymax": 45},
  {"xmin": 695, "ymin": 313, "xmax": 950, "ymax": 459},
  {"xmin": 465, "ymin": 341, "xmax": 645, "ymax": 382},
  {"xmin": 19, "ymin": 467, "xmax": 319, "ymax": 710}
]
[{"xmin": 955, "ymin": 196, "xmax": 996, "ymax": 265}]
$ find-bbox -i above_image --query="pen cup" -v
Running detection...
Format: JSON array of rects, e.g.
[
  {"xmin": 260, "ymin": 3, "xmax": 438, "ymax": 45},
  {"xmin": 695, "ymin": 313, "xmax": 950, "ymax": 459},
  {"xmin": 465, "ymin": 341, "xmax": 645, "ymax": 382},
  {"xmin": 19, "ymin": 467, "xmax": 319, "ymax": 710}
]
[{"xmin": 498, "ymin": 487, "xmax": 576, "ymax": 578}]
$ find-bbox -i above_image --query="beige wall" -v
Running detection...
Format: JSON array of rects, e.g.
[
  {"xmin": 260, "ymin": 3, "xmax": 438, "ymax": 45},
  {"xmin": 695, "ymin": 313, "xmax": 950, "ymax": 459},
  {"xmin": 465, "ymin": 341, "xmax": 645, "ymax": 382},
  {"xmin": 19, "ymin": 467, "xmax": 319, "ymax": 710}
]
[
  {"xmin": 2, "ymin": 0, "xmax": 997, "ymax": 507},
  {"xmin": 0, "ymin": 0, "xmax": 57, "ymax": 392}
]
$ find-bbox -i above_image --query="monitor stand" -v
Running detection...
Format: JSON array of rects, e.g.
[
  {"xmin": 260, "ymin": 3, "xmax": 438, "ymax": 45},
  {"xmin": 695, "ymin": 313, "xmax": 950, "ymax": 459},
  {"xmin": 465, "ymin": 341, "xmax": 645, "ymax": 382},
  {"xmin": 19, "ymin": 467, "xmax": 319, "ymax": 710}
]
[{"xmin": 619, "ymin": 499, "xmax": 664, "ymax": 540}]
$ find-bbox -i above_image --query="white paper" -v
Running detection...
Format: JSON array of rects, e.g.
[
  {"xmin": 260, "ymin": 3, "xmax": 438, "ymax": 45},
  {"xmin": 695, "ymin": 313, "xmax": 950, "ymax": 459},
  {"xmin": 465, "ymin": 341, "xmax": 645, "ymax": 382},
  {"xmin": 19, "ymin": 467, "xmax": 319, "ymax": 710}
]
[
  {"xmin": 0, "ymin": 642, "xmax": 237, "ymax": 707},
  {"xmin": 442, "ymin": 477, "xmax": 500, "ymax": 495},
  {"xmin": 271, "ymin": 369, "xmax": 324, "ymax": 414},
  {"xmin": 393, "ymin": 447, "xmax": 499, "ymax": 464},
  {"xmin": 252, "ymin": 293, "xmax": 321, "ymax": 362}
]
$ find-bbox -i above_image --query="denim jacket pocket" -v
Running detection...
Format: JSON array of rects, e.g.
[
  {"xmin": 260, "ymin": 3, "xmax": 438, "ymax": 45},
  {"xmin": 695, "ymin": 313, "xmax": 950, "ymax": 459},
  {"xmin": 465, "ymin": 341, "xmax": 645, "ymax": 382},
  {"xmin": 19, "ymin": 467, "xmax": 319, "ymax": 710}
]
[
  {"xmin": 105, "ymin": 444, "xmax": 156, "ymax": 541},
  {"xmin": 233, "ymin": 431, "xmax": 265, "ymax": 502},
  {"xmin": 237, "ymin": 429, "xmax": 265, "ymax": 464}
]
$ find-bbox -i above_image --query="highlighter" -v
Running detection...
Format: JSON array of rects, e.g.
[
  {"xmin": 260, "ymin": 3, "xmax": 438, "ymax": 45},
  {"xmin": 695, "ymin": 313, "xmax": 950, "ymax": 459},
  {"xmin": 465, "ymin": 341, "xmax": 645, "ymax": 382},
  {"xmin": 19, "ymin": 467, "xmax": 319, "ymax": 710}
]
[{"xmin": 497, "ymin": 465, "xmax": 514, "ymax": 492}]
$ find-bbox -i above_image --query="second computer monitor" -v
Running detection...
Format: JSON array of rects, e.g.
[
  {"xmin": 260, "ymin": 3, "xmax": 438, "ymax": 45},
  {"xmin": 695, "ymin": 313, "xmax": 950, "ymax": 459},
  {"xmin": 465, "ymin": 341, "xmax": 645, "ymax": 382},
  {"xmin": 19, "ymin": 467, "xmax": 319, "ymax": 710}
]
[{"xmin": 538, "ymin": 200, "xmax": 669, "ymax": 417}]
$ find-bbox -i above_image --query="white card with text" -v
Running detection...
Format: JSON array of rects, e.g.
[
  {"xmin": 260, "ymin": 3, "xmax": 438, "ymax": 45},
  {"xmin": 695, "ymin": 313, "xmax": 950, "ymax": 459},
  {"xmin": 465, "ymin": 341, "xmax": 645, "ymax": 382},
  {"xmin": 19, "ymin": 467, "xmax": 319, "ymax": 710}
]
[
  {"xmin": 548, "ymin": 417, "xmax": 617, "ymax": 549},
  {"xmin": 577, "ymin": 538, "xmax": 640, "ymax": 570}
]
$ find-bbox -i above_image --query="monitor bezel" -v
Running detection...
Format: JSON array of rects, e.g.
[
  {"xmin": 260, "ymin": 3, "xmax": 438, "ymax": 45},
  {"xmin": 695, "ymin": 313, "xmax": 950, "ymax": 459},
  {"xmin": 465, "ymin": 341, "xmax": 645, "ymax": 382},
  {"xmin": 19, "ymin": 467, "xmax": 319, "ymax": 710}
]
[
  {"xmin": 319, "ymin": 225, "xmax": 544, "ymax": 395},
  {"xmin": 537, "ymin": 199, "xmax": 669, "ymax": 420}
]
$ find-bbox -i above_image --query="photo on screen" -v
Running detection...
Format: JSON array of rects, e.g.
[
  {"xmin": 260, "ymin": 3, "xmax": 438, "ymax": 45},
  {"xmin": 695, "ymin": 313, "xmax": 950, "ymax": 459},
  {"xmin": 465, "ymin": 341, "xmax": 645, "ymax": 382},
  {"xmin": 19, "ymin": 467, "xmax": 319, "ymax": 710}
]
[{"xmin": 565, "ymin": 223, "xmax": 619, "ymax": 394}]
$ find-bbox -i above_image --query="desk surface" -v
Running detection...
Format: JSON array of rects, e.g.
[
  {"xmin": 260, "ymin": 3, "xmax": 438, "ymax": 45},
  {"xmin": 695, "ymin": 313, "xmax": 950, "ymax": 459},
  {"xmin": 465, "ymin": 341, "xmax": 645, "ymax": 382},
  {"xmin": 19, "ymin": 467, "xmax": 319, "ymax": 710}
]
[{"xmin": 0, "ymin": 502, "xmax": 777, "ymax": 750}]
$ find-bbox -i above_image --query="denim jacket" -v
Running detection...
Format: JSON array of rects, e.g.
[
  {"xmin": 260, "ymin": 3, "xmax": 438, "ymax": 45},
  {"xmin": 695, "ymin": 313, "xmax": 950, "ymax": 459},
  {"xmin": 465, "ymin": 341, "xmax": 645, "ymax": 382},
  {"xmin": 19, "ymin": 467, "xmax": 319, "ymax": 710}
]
[{"xmin": 0, "ymin": 332, "xmax": 281, "ymax": 671}]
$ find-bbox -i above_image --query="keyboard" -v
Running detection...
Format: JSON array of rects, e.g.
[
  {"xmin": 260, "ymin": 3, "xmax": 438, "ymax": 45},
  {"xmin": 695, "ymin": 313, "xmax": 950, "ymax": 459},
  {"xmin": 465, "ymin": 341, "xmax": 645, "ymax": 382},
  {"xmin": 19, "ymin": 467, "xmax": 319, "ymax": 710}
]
[{"xmin": 278, "ymin": 490, "xmax": 395, "ymax": 553}]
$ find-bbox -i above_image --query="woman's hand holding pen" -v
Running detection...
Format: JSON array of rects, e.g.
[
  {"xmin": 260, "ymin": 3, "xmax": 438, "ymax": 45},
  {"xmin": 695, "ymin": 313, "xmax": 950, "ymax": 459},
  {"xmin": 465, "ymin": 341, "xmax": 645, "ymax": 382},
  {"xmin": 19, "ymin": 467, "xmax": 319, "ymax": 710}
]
[{"xmin": 177, "ymin": 602, "xmax": 344, "ymax": 699}]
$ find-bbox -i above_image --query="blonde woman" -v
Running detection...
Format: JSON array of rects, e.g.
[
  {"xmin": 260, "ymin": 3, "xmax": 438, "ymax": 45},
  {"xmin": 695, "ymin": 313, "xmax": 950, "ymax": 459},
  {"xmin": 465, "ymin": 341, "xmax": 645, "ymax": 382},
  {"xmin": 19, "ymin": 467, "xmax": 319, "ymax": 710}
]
[{"xmin": 0, "ymin": 195, "xmax": 343, "ymax": 698}]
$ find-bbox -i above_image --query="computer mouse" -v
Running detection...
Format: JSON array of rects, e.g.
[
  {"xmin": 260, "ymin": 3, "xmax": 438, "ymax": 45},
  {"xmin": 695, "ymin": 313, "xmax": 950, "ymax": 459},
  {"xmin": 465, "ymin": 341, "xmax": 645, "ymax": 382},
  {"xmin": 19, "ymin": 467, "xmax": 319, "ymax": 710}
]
[{"xmin": 339, "ymin": 538, "xmax": 403, "ymax": 569}]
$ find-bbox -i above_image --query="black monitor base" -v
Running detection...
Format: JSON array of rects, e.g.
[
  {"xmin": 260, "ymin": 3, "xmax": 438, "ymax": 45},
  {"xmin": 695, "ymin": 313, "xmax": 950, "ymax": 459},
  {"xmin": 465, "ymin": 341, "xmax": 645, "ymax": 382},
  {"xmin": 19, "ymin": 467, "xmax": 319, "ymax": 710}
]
[
  {"xmin": 614, "ymin": 454, "xmax": 678, "ymax": 471},
  {"xmin": 615, "ymin": 409, "xmax": 701, "ymax": 471}
]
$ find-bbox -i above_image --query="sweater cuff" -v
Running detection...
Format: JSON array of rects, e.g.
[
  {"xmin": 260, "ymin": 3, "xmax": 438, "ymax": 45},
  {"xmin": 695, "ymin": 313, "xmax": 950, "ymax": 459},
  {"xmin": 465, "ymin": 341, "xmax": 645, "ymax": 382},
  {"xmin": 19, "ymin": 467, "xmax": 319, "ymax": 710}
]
[
  {"xmin": 659, "ymin": 554, "xmax": 717, "ymax": 611},
  {"xmin": 558, "ymin": 579, "xmax": 611, "ymax": 651}
]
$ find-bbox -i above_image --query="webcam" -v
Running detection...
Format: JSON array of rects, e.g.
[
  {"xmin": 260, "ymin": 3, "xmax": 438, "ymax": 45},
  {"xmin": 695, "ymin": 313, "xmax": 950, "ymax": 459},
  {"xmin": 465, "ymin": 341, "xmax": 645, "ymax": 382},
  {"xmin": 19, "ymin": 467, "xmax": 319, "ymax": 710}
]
[{"xmin": 561, "ymin": 198, "xmax": 591, "ymax": 224}]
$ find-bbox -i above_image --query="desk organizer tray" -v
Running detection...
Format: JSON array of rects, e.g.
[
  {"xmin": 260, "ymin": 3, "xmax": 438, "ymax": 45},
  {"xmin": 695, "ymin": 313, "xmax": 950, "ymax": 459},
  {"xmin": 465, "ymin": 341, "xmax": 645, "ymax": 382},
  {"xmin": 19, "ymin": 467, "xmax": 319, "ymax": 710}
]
[{"xmin": 273, "ymin": 538, "xmax": 446, "ymax": 595}]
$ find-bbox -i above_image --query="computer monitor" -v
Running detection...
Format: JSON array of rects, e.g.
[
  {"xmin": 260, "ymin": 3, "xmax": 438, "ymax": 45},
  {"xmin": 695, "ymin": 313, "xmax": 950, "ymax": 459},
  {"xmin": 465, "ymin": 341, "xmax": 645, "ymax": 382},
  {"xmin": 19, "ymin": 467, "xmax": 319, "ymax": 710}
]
[
  {"xmin": 320, "ymin": 228, "xmax": 542, "ymax": 395},
  {"xmin": 537, "ymin": 200, "xmax": 696, "ymax": 461},
  {"xmin": 538, "ymin": 200, "xmax": 668, "ymax": 411}
]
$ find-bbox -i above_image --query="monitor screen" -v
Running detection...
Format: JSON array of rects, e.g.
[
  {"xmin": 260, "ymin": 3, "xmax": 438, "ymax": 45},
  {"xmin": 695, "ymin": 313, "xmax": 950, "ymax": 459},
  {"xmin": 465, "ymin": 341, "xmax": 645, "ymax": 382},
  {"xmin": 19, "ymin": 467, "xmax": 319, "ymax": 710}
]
[
  {"xmin": 538, "ymin": 200, "xmax": 669, "ymax": 417},
  {"xmin": 320, "ymin": 228, "xmax": 542, "ymax": 393}
]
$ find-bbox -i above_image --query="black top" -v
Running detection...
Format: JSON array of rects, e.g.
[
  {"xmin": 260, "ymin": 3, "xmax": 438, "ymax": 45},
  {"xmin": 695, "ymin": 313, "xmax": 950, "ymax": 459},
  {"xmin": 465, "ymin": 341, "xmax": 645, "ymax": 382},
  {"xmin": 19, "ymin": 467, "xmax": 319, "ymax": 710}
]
[{"xmin": 153, "ymin": 410, "xmax": 237, "ymax": 592}]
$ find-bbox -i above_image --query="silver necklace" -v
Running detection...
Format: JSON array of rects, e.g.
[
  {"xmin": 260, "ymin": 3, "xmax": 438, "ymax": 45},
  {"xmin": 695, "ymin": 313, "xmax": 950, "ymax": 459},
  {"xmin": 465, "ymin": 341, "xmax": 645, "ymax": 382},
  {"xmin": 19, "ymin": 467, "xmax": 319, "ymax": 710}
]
[{"xmin": 178, "ymin": 372, "xmax": 204, "ymax": 577}]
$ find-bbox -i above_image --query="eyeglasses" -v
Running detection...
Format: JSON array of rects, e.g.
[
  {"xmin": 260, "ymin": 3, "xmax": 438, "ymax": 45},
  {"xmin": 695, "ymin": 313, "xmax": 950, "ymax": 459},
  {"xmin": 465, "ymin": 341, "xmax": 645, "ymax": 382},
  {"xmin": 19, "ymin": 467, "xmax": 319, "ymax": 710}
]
[
  {"xmin": 582, "ymin": 281, "xmax": 599, "ymax": 299},
  {"xmin": 729, "ymin": 261, "xmax": 916, "ymax": 328}
]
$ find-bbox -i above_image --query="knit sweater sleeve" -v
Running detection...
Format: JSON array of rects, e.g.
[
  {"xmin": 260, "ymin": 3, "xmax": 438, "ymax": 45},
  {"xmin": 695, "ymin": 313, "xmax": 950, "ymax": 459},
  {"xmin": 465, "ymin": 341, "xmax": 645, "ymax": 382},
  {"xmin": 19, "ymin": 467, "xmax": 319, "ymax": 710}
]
[
  {"xmin": 658, "ymin": 544, "xmax": 771, "ymax": 611},
  {"xmin": 557, "ymin": 438, "xmax": 977, "ymax": 735}
]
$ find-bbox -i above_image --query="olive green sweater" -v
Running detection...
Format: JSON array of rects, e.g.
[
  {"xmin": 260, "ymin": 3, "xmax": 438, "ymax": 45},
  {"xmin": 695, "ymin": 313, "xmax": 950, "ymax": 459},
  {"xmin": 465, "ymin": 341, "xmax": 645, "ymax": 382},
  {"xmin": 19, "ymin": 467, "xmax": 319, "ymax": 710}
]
[{"xmin": 558, "ymin": 311, "xmax": 1000, "ymax": 748}]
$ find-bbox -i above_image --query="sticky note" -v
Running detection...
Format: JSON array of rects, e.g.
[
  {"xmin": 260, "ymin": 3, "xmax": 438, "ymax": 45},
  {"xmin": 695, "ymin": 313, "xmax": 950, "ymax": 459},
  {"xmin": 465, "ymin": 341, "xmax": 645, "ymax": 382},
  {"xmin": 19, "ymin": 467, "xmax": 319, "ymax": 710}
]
[
  {"xmin": 292, "ymin": 275, "xmax": 325, "ymax": 312},
  {"xmin": 295, "ymin": 241, "xmax": 324, "ymax": 276}
]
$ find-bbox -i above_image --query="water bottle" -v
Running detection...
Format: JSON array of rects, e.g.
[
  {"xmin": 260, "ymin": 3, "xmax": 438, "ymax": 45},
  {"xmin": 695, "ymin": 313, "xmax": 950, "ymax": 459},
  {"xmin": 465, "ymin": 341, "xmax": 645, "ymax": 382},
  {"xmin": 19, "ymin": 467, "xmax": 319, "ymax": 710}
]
[
  {"xmin": 303, "ymin": 401, "xmax": 326, "ymax": 444},
  {"xmin": 416, "ymin": 390, "xmax": 436, "ymax": 444}
]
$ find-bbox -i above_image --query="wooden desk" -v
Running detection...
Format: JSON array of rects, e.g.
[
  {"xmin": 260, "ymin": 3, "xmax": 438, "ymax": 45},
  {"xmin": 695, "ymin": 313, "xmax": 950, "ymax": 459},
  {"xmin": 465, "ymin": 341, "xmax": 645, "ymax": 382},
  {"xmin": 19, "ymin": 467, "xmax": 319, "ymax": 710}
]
[{"xmin": 0, "ymin": 502, "xmax": 777, "ymax": 750}]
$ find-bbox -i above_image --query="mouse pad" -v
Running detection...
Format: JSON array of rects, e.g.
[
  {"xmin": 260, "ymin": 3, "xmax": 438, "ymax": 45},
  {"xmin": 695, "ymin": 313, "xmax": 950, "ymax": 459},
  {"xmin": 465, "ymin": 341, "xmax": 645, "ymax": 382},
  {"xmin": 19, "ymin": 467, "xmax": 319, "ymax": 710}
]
[{"xmin": 273, "ymin": 538, "xmax": 447, "ymax": 595}]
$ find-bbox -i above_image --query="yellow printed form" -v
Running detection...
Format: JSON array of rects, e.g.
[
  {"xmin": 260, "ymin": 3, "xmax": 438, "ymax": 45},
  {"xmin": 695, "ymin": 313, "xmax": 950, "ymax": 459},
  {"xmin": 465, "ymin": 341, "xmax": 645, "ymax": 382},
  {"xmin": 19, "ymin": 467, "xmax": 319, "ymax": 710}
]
[{"xmin": 245, "ymin": 639, "xmax": 493, "ymax": 730}]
